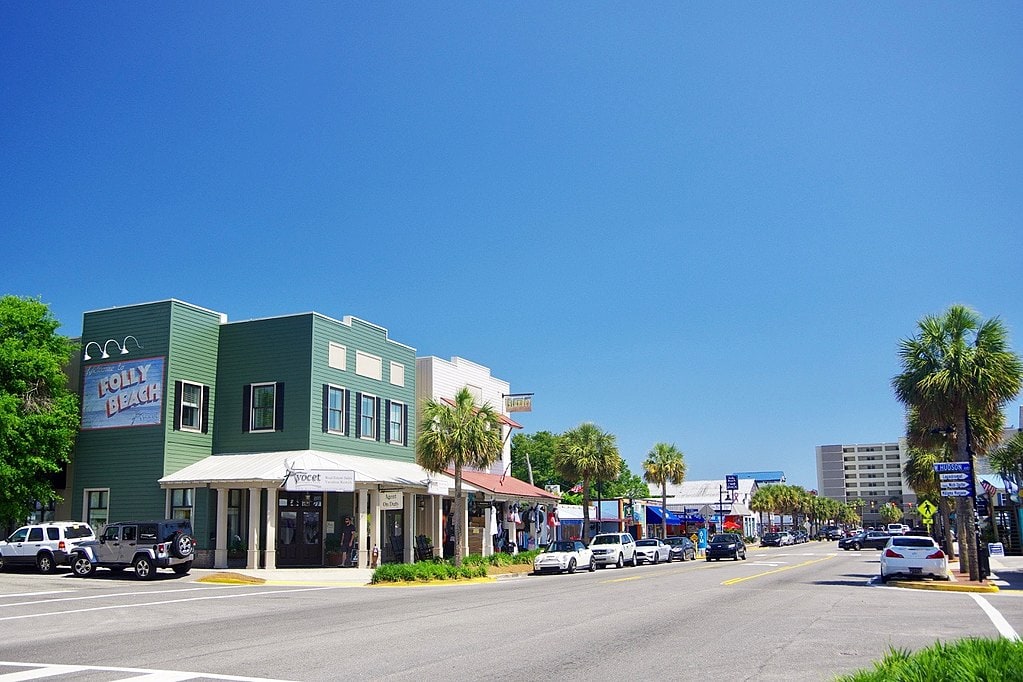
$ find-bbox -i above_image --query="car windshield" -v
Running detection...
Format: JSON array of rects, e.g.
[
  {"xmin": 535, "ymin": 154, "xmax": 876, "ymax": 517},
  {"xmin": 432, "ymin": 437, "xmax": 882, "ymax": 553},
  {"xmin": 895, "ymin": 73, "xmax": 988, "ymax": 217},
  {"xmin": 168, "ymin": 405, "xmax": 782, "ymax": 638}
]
[
  {"xmin": 636, "ymin": 539, "xmax": 658, "ymax": 546},
  {"xmin": 711, "ymin": 534, "xmax": 735, "ymax": 543},
  {"xmin": 590, "ymin": 536, "xmax": 619, "ymax": 545},
  {"xmin": 548, "ymin": 542, "xmax": 575, "ymax": 553}
]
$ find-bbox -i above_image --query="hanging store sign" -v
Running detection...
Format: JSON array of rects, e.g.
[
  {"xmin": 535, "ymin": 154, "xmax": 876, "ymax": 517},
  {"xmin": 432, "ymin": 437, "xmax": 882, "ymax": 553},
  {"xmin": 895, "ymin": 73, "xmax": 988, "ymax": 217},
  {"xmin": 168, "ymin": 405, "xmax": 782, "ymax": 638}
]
[
  {"xmin": 380, "ymin": 491, "xmax": 404, "ymax": 509},
  {"xmin": 81, "ymin": 357, "xmax": 165, "ymax": 430},
  {"xmin": 426, "ymin": 479, "xmax": 446, "ymax": 495},
  {"xmin": 284, "ymin": 469, "xmax": 355, "ymax": 492},
  {"xmin": 504, "ymin": 394, "xmax": 533, "ymax": 413}
]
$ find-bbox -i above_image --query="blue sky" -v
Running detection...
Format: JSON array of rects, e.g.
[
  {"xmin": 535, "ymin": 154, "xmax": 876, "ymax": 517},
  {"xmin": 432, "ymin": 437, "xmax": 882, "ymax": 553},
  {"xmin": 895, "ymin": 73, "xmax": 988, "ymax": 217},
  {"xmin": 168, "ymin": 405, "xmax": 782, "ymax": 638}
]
[{"xmin": 3, "ymin": 4, "xmax": 1021, "ymax": 489}]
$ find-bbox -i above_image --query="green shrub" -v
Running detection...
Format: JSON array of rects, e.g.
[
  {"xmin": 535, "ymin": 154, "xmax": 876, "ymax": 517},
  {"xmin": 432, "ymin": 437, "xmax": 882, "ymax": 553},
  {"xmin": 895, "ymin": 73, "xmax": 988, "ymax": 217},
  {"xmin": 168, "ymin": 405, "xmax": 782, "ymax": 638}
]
[
  {"xmin": 371, "ymin": 559, "xmax": 488, "ymax": 584},
  {"xmin": 835, "ymin": 638, "xmax": 1023, "ymax": 681}
]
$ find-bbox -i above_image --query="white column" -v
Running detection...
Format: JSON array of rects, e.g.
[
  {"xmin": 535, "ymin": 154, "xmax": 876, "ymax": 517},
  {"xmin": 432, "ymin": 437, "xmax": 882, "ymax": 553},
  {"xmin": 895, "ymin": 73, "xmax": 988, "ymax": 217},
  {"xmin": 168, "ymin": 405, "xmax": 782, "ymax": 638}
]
[
  {"xmin": 246, "ymin": 487, "xmax": 260, "ymax": 570},
  {"xmin": 403, "ymin": 492, "xmax": 415, "ymax": 563},
  {"xmin": 435, "ymin": 496, "xmax": 445, "ymax": 559},
  {"xmin": 483, "ymin": 503, "xmax": 494, "ymax": 557},
  {"xmin": 357, "ymin": 488, "xmax": 370, "ymax": 568},
  {"xmin": 371, "ymin": 490, "xmax": 383, "ymax": 567},
  {"xmin": 265, "ymin": 487, "xmax": 278, "ymax": 569},
  {"xmin": 214, "ymin": 488, "xmax": 228, "ymax": 569}
]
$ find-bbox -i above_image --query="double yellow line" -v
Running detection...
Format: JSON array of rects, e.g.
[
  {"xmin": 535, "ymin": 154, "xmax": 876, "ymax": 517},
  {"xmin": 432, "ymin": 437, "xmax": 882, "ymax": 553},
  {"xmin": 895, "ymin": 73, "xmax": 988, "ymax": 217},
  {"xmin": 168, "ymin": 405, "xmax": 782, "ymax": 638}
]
[{"xmin": 721, "ymin": 555, "xmax": 834, "ymax": 586}]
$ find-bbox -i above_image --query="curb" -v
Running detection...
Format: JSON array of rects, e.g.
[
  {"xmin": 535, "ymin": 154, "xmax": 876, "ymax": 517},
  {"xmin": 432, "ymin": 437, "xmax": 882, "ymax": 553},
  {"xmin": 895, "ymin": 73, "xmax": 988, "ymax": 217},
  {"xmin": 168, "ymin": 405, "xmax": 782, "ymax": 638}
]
[{"xmin": 886, "ymin": 574, "xmax": 999, "ymax": 593}]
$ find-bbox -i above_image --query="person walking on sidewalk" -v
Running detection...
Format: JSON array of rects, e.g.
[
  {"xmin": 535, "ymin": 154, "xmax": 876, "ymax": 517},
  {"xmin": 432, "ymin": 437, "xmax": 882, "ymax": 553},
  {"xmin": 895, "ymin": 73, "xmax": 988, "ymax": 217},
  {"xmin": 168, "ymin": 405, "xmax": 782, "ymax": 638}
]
[{"xmin": 341, "ymin": 516, "xmax": 356, "ymax": 567}]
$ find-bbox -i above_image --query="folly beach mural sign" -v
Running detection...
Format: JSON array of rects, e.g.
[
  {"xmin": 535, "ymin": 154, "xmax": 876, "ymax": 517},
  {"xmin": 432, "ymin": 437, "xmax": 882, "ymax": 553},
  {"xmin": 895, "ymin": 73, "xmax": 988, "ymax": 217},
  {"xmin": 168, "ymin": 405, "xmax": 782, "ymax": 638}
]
[{"xmin": 82, "ymin": 357, "xmax": 165, "ymax": 429}]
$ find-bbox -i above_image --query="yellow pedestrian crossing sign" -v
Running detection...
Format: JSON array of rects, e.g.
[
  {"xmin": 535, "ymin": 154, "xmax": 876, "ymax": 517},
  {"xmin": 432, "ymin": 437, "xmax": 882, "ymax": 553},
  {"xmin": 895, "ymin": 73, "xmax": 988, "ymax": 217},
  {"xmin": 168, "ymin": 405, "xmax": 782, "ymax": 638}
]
[{"xmin": 918, "ymin": 500, "xmax": 937, "ymax": 520}]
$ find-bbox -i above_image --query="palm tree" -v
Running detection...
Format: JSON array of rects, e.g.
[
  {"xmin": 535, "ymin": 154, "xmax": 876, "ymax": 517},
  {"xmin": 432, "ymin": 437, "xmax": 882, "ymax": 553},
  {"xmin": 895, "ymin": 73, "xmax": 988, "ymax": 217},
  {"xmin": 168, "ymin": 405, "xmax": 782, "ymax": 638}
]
[
  {"xmin": 554, "ymin": 423, "xmax": 621, "ymax": 540},
  {"xmin": 642, "ymin": 443, "xmax": 687, "ymax": 539},
  {"xmin": 893, "ymin": 305, "xmax": 1023, "ymax": 580},
  {"xmin": 416, "ymin": 386, "xmax": 504, "ymax": 567},
  {"xmin": 751, "ymin": 485, "xmax": 782, "ymax": 533}
]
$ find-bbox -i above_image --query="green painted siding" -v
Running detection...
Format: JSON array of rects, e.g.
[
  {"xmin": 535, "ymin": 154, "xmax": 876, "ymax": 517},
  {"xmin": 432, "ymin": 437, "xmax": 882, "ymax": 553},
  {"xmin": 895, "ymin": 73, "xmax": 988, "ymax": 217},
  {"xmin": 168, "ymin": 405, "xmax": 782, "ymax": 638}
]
[
  {"xmin": 73, "ymin": 301, "xmax": 174, "ymax": 521},
  {"xmin": 308, "ymin": 315, "xmax": 416, "ymax": 462},
  {"xmin": 164, "ymin": 303, "xmax": 221, "ymax": 475},
  {"xmin": 213, "ymin": 315, "xmax": 314, "ymax": 453}
]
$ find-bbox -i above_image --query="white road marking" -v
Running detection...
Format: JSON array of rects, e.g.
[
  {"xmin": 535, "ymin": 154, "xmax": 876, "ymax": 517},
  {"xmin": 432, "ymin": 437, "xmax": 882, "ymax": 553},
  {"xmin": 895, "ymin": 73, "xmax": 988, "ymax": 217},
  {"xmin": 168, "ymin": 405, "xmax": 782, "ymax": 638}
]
[
  {"xmin": 0, "ymin": 661, "xmax": 295, "ymax": 681},
  {"xmin": 971, "ymin": 594, "xmax": 1021, "ymax": 641},
  {"xmin": 0, "ymin": 585, "xmax": 238, "ymax": 609},
  {"xmin": 0, "ymin": 591, "xmax": 73, "ymax": 600},
  {"xmin": 0, "ymin": 586, "xmax": 336, "ymax": 622}
]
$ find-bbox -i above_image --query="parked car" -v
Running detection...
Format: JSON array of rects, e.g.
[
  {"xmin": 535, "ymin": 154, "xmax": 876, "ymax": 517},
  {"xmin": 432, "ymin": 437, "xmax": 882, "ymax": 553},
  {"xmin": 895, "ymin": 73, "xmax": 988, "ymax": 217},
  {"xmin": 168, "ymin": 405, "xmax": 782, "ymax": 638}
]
[
  {"xmin": 879, "ymin": 536, "xmax": 949, "ymax": 583},
  {"xmin": 839, "ymin": 530, "xmax": 891, "ymax": 551},
  {"xmin": 589, "ymin": 533, "xmax": 637, "ymax": 569},
  {"xmin": 793, "ymin": 531, "xmax": 809, "ymax": 544},
  {"xmin": 665, "ymin": 536, "xmax": 696, "ymax": 561},
  {"xmin": 706, "ymin": 533, "xmax": 747, "ymax": 561},
  {"xmin": 761, "ymin": 532, "xmax": 785, "ymax": 547},
  {"xmin": 778, "ymin": 531, "xmax": 795, "ymax": 546},
  {"xmin": 0, "ymin": 521, "xmax": 95, "ymax": 573},
  {"xmin": 634, "ymin": 538, "xmax": 672, "ymax": 565},
  {"xmin": 886, "ymin": 523, "xmax": 908, "ymax": 536},
  {"xmin": 70, "ymin": 519, "xmax": 195, "ymax": 580},
  {"xmin": 818, "ymin": 526, "xmax": 844, "ymax": 541},
  {"xmin": 533, "ymin": 540, "xmax": 596, "ymax": 574}
]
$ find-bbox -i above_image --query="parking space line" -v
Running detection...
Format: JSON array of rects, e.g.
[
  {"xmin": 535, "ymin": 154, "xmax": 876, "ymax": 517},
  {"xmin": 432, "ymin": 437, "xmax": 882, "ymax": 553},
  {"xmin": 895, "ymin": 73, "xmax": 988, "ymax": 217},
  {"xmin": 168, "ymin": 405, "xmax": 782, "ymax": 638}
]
[
  {"xmin": 971, "ymin": 594, "xmax": 1021, "ymax": 641},
  {"xmin": 721, "ymin": 555, "xmax": 834, "ymax": 586}
]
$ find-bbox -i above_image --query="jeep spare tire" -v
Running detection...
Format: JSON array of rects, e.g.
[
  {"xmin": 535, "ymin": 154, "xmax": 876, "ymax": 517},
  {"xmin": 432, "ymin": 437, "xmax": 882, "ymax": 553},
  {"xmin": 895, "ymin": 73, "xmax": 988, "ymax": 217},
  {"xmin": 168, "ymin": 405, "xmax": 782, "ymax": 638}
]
[{"xmin": 171, "ymin": 532, "xmax": 194, "ymax": 559}]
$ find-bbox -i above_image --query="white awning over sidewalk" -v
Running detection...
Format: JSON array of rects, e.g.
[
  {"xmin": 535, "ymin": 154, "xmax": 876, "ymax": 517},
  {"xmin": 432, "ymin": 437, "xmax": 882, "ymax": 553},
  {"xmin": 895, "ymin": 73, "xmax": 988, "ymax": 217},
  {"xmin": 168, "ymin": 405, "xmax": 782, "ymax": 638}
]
[{"xmin": 158, "ymin": 449, "xmax": 473, "ymax": 494}]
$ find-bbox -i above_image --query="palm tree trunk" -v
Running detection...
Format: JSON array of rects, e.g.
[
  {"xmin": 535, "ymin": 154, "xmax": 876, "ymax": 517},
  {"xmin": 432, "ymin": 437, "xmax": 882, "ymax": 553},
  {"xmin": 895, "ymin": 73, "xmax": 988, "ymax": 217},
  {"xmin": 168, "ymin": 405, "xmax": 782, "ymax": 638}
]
[
  {"xmin": 956, "ymin": 410, "xmax": 979, "ymax": 581},
  {"xmin": 661, "ymin": 483, "xmax": 668, "ymax": 540},
  {"xmin": 454, "ymin": 464, "xmax": 464, "ymax": 567}
]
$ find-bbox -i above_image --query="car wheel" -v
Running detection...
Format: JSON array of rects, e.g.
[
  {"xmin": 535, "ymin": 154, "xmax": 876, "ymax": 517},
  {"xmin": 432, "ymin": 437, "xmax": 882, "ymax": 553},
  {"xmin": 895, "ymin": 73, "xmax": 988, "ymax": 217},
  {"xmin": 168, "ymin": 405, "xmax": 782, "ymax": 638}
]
[
  {"xmin": 631, "ymin": 553, "xmax": 638, "ymax": 567},
  {"xmin": 616, "ymin": 553, "xmax": 623, "ymax": 569},
  {"xmin": 666, "ymin": 554, "xmax": 672, "ymax": 563},
  {"xmin": 705, "ymin": 556, "xmax": 711, "ymax": 562},
  {"xmin": 853, "ymin": 543, "xmax": 861, "ymax": 551},
  {"xmin": 172, "ymin": 561, "xmax": 193, "ymax": 575},
  {"xmin": 171, "ymin": 532, "xmax": 194, "ymax": 559},
  {"xmin": 589, "ymin": 557, "xmax": 596, "ymax": 572},
  {"xmin": 567, "ymin": 558, "xmax": 577, "ymax": 574},
  {"xmin": 742, "ymin": 550, "xmax": 747, "ymax": 560},
  {"xmin": 36, "ymin": 552, "xmax": 56, "ymax": 574},
  {"xmin": 879, "ymin": 572, "xmax": 888, "ymax": 584},
  {"xmin": 71, "ymin": 554, "xmax": 95, "ymax": 577},
  {"xmin": 652, "ymin": 554, "xmax": 659, "ymax": 565},
  {"xmin": 0, "ymin": 553, "xmax": 5, "ymax": 571},
  {"xmin": 733, "ymin": 550, "xmax": 740, "ymax": 561},
  {"xmin": 133, "ymin": 555, "xmax": 156, "ymax": 580}
]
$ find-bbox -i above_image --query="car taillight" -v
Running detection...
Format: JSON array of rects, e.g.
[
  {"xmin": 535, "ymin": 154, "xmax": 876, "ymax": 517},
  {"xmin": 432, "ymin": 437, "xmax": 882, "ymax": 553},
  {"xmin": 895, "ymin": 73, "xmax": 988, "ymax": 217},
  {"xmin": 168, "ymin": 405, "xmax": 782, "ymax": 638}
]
[
  {"xmin": 157, "ymin": 544, "xmax": 166, "ymax": 553},
  {"xmin": 58, "ymin": 541, "xmax": 66, "ymax": 551},
  {"xmin": 884, "ymin": 549, "xmax": 903, "ymax": 558},
  {"xmin": 926, "ymin": 550, "xmax": 945, "ymax": 559}
]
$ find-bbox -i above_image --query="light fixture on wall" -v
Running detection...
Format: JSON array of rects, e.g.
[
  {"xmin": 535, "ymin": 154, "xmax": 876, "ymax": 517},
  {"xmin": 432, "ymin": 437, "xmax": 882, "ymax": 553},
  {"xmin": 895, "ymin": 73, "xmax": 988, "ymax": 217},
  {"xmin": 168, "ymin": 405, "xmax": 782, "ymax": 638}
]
[{"xmin": 83, "ymin": 335, "xmax": 143, "ymax": 360}]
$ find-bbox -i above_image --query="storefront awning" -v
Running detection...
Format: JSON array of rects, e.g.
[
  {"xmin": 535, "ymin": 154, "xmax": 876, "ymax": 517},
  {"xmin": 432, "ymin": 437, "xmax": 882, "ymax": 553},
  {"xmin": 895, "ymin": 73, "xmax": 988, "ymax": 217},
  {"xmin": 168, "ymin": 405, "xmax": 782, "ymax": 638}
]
[
  {"xmin": 450, "ymin": 469, "xmax": 559, "ymax": 501},
  {"xmin": 159, "ymin": 450, "xmax": 473, "ymax": 494},
  {"xmin": 646, "ymin": 505, "xmax": 684, "ymax": 525}
]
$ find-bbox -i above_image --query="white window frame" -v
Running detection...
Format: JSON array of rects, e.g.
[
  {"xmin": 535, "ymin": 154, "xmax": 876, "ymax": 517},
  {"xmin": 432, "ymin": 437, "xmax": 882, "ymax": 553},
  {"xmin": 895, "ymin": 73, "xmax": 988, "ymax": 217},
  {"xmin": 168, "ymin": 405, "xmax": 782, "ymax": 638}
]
[
  {"xmin": 360, "ymin": 393, "xmax": 377, "ymax": 440},
  {"xmin": 327, "ymin": 385, "xmax": 346, "ymax": 434},
  {"xmin": 328, "ymin": 342, "xmax": 347, "ymax": 371},
  {"xmin": 250, "ymin": 383, "xmax": 276, "ymax": 432},
  {"xmin": 169, "ymin": 488, "xmax": 194, "ymax": 520},
  {"xmin": 83, "ymin": 488, "xmax": 110, "ymax": 533},
  {"xmin": 388, "ymin": 401, "xmax": 405, "ymax": 445},
  {"xmin": 180, "ymin": 381, "xmax": 203, "ymax": 432}
]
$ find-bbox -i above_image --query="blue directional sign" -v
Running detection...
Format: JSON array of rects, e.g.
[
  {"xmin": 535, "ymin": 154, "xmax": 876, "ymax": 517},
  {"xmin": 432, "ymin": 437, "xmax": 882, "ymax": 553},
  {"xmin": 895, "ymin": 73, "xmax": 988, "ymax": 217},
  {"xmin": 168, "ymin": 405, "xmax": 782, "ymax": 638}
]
[{"xmin": 933, "ymin": 462, "xmax": 972, "ymax": 474}]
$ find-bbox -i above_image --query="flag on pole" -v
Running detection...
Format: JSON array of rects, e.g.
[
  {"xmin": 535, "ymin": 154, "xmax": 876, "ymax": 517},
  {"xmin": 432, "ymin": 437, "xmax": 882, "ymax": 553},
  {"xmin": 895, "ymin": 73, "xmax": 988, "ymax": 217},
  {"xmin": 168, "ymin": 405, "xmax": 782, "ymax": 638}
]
[
  {"xmin": 981, "ymin": 479, "xmax": 998, "ymax": 498},
  {"xmin": 569, "ymin": 484, "xmax": 583, "ymax": 493}
]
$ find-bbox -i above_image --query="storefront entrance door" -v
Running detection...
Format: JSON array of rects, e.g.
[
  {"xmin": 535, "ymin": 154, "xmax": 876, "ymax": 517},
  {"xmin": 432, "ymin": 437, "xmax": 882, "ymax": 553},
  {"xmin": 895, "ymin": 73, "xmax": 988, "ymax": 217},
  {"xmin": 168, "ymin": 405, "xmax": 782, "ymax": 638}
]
[{"xmin": 277, "ymin": 492, "xmax": 323, "ymax": 567}]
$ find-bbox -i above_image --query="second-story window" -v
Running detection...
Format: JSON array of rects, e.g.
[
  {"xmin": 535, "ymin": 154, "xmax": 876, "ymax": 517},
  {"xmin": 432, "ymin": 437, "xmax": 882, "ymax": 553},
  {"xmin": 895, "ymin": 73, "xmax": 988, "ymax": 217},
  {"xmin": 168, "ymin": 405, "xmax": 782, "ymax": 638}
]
[
  {"xmin": 327, "ymin": 386, "xmax": 346, "ymax": 433},
  {"xmin": 388, "ymin": 400, "xmax": 406, "ymax": 445},
  {"xmin": 359, "ymin": 393, "xmax": 376, "ymax": 439},
  {"xmin": 252, "ymin": 384, "xmax": 276, "ymax": 431}
]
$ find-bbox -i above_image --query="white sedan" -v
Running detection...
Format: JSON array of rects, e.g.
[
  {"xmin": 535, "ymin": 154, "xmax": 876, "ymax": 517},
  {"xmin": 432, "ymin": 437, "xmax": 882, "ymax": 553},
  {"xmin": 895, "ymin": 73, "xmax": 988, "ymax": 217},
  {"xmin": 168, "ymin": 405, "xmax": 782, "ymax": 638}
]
[
  {"xmin": 634, "ymin": 538, "xmax": 672, "ymax": 565},
  {"xmin": 879, "ymin": 535, "xmax": 949, "ymax": 582},
  {"xmin": 533, "ymin": 540, "xmax": 596, "ymax": 574}
]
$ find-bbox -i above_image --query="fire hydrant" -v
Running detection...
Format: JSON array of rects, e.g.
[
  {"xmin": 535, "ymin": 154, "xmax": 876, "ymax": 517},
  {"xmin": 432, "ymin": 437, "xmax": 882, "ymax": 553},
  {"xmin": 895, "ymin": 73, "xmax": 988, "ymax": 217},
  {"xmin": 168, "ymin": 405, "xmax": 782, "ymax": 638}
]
[{"xmin": 371, "ymin": 544, "xmax": 379, "ymax": 568}]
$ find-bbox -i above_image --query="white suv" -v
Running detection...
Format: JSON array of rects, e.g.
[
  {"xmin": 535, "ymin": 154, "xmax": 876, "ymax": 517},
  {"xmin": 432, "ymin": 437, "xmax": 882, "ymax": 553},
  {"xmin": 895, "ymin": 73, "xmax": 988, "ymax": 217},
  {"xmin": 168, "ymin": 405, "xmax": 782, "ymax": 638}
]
[
  {"xmin": 0, "ymin": 521, "xmax": 96, "ymax": 573},
  {"xmin": 589, "ymin": 533, "xmax": 637, "ymax": 569}
]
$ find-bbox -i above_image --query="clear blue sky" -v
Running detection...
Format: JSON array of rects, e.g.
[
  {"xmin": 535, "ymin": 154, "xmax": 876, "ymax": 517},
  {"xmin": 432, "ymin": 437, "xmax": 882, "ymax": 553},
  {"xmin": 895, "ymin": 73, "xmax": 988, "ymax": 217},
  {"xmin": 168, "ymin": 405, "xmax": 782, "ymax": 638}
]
[{"xmin": 3, "ymin": 5, "xmax": 1021, "ymax": 489}]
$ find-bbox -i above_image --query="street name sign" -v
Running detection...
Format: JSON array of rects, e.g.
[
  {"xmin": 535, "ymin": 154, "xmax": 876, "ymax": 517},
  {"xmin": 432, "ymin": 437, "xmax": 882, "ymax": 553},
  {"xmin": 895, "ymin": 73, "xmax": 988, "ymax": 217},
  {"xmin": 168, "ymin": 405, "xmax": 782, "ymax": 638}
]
[
  {"xmin": 941, "ymin": 489, "xmax": 972, "ymax": 497},
  {"xmin": 933, "ymin": 462, "xmax": 972, "ymax": 473},
  {"xmin": 939, "ymin": 473, "xmax": 969, "ymax": 481}
]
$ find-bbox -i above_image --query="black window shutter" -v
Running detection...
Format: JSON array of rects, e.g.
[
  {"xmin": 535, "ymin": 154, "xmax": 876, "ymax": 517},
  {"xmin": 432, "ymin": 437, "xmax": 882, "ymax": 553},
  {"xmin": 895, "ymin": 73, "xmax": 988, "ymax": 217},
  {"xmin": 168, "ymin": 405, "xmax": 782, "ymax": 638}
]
[
  {"xmin": 343, "ymin": 389, "xmax": 350, "ymax": 436},
  {"xmin": 173, "ymin": 381, "xmax": 183, "ymax": 431},
  {"xmin": 242, "ymin": 384, "xmax": 251, "ymax": 432},
  {"xmin": 354, "ymin": 392, "xmax": 362, "ymax": 438},
  {"xmin": 201, "ymin": 386, "xmax": 210, "ymax": 434},
  {"xmin": 384, "ymin": 400, "xmax": 392, "ymax": 442},
  {"xmin": 274, "ymin": 382, "xmax": 285, "ymax": 431},
  {"xmin": 376, "ymin": 397, "xmax": 382, "ymax": 441},
  {"xmin": 402, "ymin": 404, "xmax": 408, "ymax": 447},
  {"xmin": 322, "ymin": 384, "xmax": 329, "ymax": 433}
]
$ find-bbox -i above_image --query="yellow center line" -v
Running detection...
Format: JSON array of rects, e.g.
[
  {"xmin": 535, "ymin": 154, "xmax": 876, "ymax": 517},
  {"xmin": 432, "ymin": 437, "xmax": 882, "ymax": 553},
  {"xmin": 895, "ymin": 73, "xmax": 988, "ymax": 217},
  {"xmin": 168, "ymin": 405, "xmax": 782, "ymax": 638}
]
[
  {"xmin": 602, "ymin": 575, "xmax": 646, "ymax": 583},
  {"xmin": 721, "ymin": 555, "xmax": 834, "ymax": 586}
]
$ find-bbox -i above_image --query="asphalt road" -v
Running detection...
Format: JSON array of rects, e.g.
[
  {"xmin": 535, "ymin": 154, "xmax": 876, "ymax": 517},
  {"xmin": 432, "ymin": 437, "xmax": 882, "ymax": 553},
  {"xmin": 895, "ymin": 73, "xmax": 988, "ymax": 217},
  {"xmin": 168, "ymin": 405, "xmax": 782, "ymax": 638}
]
[{"xmin": 2, "ymin": 543, "xmax": 1021, "ymax": 681}]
